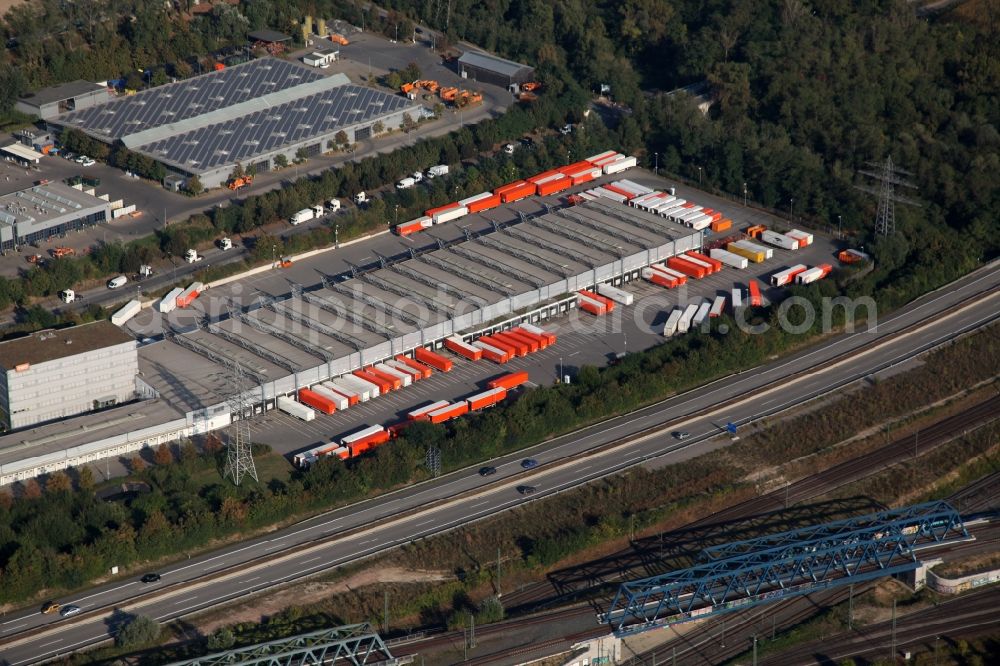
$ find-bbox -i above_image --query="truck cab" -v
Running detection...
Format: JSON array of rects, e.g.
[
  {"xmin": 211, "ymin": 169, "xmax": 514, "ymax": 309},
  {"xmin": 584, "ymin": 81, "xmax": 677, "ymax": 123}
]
[
  {"xmin": 218, "ymin": 237, "xmax": 233, "ymax": 251},
  {"xmin": 354, "ymin": 192, "xmax": 367, "ymax": 204},
  {"xmin": 327, "ymin": 198, "xmax": 341, "ymax": 213},
  {"xmin": 184, "ymin": 248, "xmax": 202, "ymax": 263},
  {"xmin": 58, "ymin": 289, "xmax": 76, "ymax": 303}
]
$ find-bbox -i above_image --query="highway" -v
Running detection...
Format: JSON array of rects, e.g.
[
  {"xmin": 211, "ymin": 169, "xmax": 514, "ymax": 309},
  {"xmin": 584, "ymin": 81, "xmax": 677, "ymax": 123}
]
[{"xmin": 0, "ymin": 262, "xmax": 997, "ymax": 664}]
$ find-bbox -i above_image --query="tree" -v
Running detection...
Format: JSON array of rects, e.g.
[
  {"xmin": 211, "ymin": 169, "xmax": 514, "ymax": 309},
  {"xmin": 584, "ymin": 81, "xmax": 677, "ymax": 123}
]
[
  {"xmin": 373, "ymin": 120, "xmax": 385, "ymax": 135},
  {"xmin": 21, "ymin": 479, "xmax": 41, "ymax": 499},
  {"xmin": 153, "ymin": 443, "xmax": 173, "ymax": 466},
  {"xmin": 334, "ymin": 130, "xmax": 349, "ymax": 148},
  {"xmin": 185, "ymin": 175, "xmax": 203, "ymax": 195},
  {"xmin": 401, "ymin": 113, "xmax": 416, "ymax": 133},
  {"xmin": 116, "ymin": 615, "xmax": 160, "ymax": 648},
  {"xmin": 77, "ymin": 466, "xmax": 95, "ymax": 492},
  {"xmin": 46, "ymin": 471, "xmax": 72, "ymax": 494},
  {"xmin": 207, "ymin": 627, "xmax": 235, "ymax": 650},
  {"xmin": 130, "ymin": 455, "xmax": 146, "ymax": 473},
  {"xmin": 274, "ymin": 154, "xmax": 289, "ymax": 169},
  {"xmin": 229, "ymin": 162, "xmax": 244, "ymax": 181}
]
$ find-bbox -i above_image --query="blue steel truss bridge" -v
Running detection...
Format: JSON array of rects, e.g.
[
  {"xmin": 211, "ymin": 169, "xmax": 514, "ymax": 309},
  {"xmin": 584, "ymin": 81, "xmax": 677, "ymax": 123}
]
[
  {"xmin": 165, "ymin": 623, "xmax": 413, "ymax": 666},
  {"xmin": 601, "ymin": 501, "xmax": 970, "ymax": 635}
]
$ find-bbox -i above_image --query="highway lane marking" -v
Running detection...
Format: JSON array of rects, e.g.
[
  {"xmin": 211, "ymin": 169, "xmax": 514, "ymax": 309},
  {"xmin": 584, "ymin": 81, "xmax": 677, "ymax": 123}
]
[
  {"xmin": 172, "ymin": 542, "xmax": 260, "ymax": 573},
  {"xmin": 37, "ymin": 638, "xmax": 63, "ymax": 648},
  {"xmin": 414, "ymin": 519, "xmax": 434, "ymax": 527},
  {"xmin": 242, "ymin": 576, "xmax": 260, "ymax": 583},
  {"xmin": 173, "ymin": 596, "xmax": 199, "ymax": 606},
  {"xmin": 470, "ymin": 500, "xmax": 489, "ymax": 507},
  {"xmin": 300, "ymin": 556, "xmax": 323, "ymax": 563},
  {"xmin": 3, "ymin": 623, "xmax": 25, "ymax": 631},
  {"xmin": 71, "ymin": 581, "xmax": 137, "ymax": 603}
]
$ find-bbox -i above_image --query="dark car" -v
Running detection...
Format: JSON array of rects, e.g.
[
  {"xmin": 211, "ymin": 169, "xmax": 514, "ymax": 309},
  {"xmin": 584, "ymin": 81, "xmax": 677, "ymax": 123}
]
[
  {"xmin": 517, "ymin": 485, "xmax": 537, "ymax": 495},
  {"xmin": 519, "ymin": 137, "xmax": 536, "ymax": 148},
  {"xmin": 478, "ymin": 466, "xmax": 497, "ymax": 477},
  {"xmin": 672, "ymin": 431, "xmax": 691, "ymax": 441},
  {"xmin": 141, "ymin": 573, "xmax": 161, "ymax": 583},
  {"xmin": 520, "ymin": 458, "xmax": 538, "ymax": 469}
]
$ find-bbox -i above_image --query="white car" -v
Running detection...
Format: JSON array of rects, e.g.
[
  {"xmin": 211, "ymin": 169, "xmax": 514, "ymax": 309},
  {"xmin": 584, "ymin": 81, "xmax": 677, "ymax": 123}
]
[
  {"xmin": 503, "ymin": 144, "xmax": 515, "ymax": 155},
  {"xmin": 74, "ymin": 155, "xmax": 88, "ymax": 164},
  {"xmin": 80, "ymin": 158, "xmax": 95, "ymax": 167}
]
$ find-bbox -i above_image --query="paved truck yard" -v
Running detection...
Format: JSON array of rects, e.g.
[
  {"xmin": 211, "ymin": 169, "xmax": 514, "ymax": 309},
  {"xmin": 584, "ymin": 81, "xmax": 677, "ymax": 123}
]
[{"xmin": 0, "ymin": 169, "xmax": 837, "ymax": 481}]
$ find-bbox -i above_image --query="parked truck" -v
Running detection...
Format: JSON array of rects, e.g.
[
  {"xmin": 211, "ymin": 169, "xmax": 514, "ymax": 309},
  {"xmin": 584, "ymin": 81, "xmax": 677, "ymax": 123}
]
[
  {"xmin": 396, "ymin": 177, "xmax": 416, "ymax": 190},
  {"xmin": 277, "ymin": 396, "xmax": 316, "ymax": 422},
  {"xmin": 596, "ymin": 283, "xmax": 634, "ymax": 306},
  {"xmin": 426, "ymin": 164, "xmax": 449, "ymax": 178},
  {"xmin": 184, "ymin": 248, "xmax": 203, "ymax": 263},
  {"xmin": 290, "ymin": 208, "xmax": 315, "ymax": 225}
]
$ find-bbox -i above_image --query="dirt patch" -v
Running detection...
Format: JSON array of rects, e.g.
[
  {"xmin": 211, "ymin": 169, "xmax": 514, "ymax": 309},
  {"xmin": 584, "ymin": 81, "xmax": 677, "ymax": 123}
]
[
  {"xmin": 194, "ymin": 566, "xmax": 451, "ymax": 635},
  {"xmin": 0, "ymin": 0, "xmax": 27, "ymax": 17}
]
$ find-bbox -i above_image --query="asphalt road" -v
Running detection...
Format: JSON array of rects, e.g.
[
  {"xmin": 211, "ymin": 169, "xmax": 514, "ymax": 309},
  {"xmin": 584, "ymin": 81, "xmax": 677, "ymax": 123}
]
[{"xmin": 0, "ymin": 262, "xmax": 997, "ymax": 664}]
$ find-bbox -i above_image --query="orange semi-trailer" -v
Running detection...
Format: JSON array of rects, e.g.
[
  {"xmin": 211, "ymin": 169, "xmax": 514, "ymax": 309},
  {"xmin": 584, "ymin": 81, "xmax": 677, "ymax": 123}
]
[
  {"xmin": 518, "ymin": 324, "xmax": 557, "ymax": 345},
  {"xmin": 512, "ymin": 327, "xmax": 548, "ymax": 350},
  {"xmin": 395, "ymin": 355, "xmax": 433, "ymax": 378},
  {"xmin": 467, "ymin": 387, "xmax": 507, "ymax": 410},
  {"xmin": 414, "ymin": 347, "xmax": 453, "ymax": 372},
  {"xmin": 427, "ymin": 402, "xmax": 470, "ymax": 424},
  {"xmin": 353, "ymin": 370, "xmax": 393, "ymax": 394},
  {"xmin": 489, "ymin": 332, "xmax": 529, "ymax": 357},
  {"xmin": 503, "ymin": 329, "xmax": 539, "ymax": 353},
  {"xmin": 297, "ymin": 388, "xmax": 337, "ymax": 415},
  {"xmin": 686, "ymin": 251, "xmax": 723, "ymax": 273},
  {"xmin": 488, "ymin": 371, "xmax": 529, "ymax": 390},
  {"xmin": 366, "ymin": 366, "xmax": 403, "ymax": 390},
  {"xmin": 479, "ymin": 335, "xmax": 520, "ymax": 358},
  {"xmin": 498, "ymin": 181, "xmax": 536, "ymax": 203},
  {"xmin": 445, "ymin": 336, "xmax": 484, "ymax": 361},
  {"xmin": 667, "ymin": 256, "xmax": 707, "ymax": 279}
]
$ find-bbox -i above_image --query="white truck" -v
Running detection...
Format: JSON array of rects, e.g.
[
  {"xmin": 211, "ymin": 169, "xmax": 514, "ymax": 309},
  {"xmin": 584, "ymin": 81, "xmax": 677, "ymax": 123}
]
[
  {"xmin": 184, "ymin": 248, "xmax": 203, "ymax": 263},
  {"xmin": 396, "ymin": 177, "xmax": 416, "ymax": 189},
  {"xmin": 327, "ymin": 198, "xmax": 341, "ymax": 213},
  {"xmin": 107, "ymin": 275, "xmax": 128, "ymax": 289},
  {"xmin": 426, "ymin": 164, "xmax": 449, "ymax": 178},
  {"xmin": 290, "ymin": 208, "xmax": 315, "ymax": 225},
  {"xmin": 58, "ymin": 289, "xmax": 76, "ymax": 304},
  {"xmin": 411, "ymin": 171, "xmax": 423, "ymax": 182},
  {"xmin": 354, "ymin": 192, "xmax": 368, "ymax": 204},
  {"xmin": 218, "ymin": 237, "xmax": 233, "ymax": 251}
]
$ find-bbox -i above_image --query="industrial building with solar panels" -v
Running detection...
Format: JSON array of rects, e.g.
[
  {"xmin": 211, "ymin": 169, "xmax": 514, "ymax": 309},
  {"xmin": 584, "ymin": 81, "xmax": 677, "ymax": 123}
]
[{"xmin": 49, "ymin": 58, "xmax": 422, "ymax": 190}]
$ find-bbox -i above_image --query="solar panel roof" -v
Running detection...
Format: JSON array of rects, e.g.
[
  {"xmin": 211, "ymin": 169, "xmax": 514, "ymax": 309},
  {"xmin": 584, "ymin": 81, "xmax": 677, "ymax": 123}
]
[
  {"xmin": 59, "ymin": 59, "xmax": 324, "ymax": 142},
  {"xmin": 138, "ymin": 85, "xmax": 416, "ymax": 172}
]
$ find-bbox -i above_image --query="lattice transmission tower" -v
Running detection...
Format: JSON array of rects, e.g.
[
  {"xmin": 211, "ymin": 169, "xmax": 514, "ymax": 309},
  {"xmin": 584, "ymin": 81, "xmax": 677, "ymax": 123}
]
[
  {"xmin": 855, "ymin": 156, "xmax": 920, "ymax": 237},
  {"xmin": 224, "ymin": 360, "xmax": 258, "ymax": 486}
]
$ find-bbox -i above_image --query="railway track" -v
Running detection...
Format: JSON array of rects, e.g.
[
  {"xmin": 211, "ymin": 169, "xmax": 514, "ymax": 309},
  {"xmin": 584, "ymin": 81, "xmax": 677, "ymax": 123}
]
[
  {"xmin": 758, "ymin": 585, "xmax": 1000, "ymax": 665},
  {"xmin": 497, "ymin": 393, "xmax": 1000, "ymax": 614}
]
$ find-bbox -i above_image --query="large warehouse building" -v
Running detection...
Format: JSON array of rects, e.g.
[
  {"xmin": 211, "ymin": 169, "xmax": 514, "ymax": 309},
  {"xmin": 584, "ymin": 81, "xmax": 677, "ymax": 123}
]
[
  {"xmin": 0, "ymin": 181, "xmax": 112, "ymax": 251},
  {"xmin": 50, "ymin": 58, "xmax": 421, "ymax": 189},
  {"xmin": 0, "ymin": 321, "xmax": 138, "ymax": 430},
  {"xmin": 0, "ymin": 195, "xmax": 703, "ymax": 483},
  {"xmin": 458, "ymin": 51, "xmax": 535, "ymax": 89}
]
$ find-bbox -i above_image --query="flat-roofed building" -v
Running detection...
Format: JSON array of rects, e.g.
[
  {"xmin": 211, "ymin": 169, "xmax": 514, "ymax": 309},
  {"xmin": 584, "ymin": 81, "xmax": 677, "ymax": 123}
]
[
  {"xmin": 457, "ymin": 51, "xmax": 535, "ymax": 89},
  {"xmin": 15, "ymin": 80, "xmax": 111, "ymax": 120},
  {"xmin": 0, "ymin": 181, "xmax": 111, "ymax": 252},
  {"xmin": 0, "ymin": 321, "xmax": 138, "ymax": 430}
]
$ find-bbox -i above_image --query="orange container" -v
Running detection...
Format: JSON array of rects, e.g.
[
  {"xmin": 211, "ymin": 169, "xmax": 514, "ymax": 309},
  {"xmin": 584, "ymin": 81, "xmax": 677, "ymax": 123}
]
[
  {"xmin": 414, "ymin": 347, "xmax": 453, "ymax": 372},
  {"xmin": 711, "ymin": 218, "xmax": 733, "ymax": 233},
  {"xmin": 428, "ymin": 402, "xmax": 469, "ymax": 424},
  {"xmin": 395, "ymin": 355, "xmax": 433, "ymax": 378},
  {"xmin": 487, "ymin": 371, "xmax": 529, "ymax": 390},
  {"xmin": 366, "ymin": 366, "xmax": 402, "ymax": 390},
  {"xmin": 537, "ymin": 177, "xmax": 572, "ymax": 197},
  {"xmin": 499, "ymin": 182, "xmax": 536, "ymax": 203},
  {"xmin": 467, "ymin": 194, "xmax": 501, "ymax": 213},
  {"xmin": 298, "ymin": 389, "xmax": 336, "ymax": 415},
  {"xmin": 667, "ymin": 257, "xmax": 706, "ymax": 279},
  {"xmin": 353, "ymin": 370, "xmax": 392, "ymax": 394},
  {"xmin": 686, "ymin": 251, "xmax": 722, "ymax": 273},
  {"xmin": 492, "ymin": 332, "xmax": 532, "ymax": 356},
  {"xmin": 503, "ymin": 330, "xmax": 539, "ymax": 353}
]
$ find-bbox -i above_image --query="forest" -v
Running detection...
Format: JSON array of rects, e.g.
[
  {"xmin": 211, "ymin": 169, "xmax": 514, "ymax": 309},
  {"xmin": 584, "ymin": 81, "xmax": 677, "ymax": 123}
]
[{"xmin": 0, "ymin": 0, "xmax": 996, "ymax": 315}]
